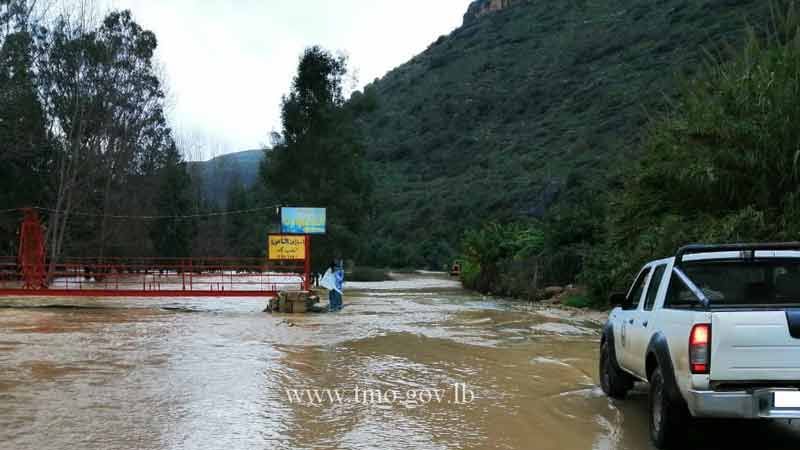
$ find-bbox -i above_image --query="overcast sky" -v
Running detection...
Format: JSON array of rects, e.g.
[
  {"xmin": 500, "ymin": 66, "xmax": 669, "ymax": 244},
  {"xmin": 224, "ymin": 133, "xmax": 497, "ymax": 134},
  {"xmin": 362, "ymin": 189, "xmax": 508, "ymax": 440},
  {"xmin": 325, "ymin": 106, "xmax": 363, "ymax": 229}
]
[{"xmin": 98, "ymin": 0, "xmax": 472, "ymax": 160}]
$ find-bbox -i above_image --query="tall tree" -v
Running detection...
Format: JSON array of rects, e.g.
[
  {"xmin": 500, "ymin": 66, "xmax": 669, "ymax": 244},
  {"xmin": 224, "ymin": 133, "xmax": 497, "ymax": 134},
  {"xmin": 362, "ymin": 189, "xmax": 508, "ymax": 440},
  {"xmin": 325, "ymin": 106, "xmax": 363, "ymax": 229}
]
[
  {"xmin": 91, "ymin": 10, "xmax": 175, "ymax": 258},
  {"xmin": 0, "ymin": 3, "xmax": 183, "ymax": 264},
  {"xmin": 261, "ymin": 46, "xmax": 372, "ymax": 269},
  {"xmin": 37, "ymin": 9, "xmax": 176, "ymax": 266},
  {"xmin": 224, "ymin": 173, "xmax": 249, "ymax": 255},
  {"xmin": 0, "ymin": 0, "xmax": 51, "ymax": 254},
  {"xmin": 151, "ymin": 145, "xmax": 195, "ymax": 258}
]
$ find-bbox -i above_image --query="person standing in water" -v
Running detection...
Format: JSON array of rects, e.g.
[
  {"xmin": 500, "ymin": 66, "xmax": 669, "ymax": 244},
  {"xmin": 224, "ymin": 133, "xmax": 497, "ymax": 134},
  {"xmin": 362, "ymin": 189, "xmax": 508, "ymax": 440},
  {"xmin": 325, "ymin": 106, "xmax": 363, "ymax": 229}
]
[
  {"xmin": 321, "ymin": 261, "xmax": 345, "ymax": 311},
  {"xmin": 333, "ymin": 261, "xmax": 345, "ymax": 310}
]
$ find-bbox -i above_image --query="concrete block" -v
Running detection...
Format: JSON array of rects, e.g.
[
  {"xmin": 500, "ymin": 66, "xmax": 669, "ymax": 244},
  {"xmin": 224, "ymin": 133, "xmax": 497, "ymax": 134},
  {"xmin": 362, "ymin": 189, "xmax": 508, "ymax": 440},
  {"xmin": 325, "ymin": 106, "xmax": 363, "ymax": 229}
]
[
  {"xmin": 291, "ymin": 299, "xmax": 307, "ymax": 313},
  {"xmin": 268, "ymin": 291, "xmax": 315, "ymax": 314}
]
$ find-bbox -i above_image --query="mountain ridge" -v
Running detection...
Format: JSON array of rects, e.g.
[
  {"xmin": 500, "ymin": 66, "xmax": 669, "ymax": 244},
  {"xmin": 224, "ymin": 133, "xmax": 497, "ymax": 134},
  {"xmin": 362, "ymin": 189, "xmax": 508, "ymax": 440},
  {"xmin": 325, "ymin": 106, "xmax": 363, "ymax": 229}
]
[
  {"xmin": 352, "ymin": 0, "xmax": 772, "ymax": 267},
  {"xmin": 189, "ymin": 149, "xmax": 263, "ymax": 207}
]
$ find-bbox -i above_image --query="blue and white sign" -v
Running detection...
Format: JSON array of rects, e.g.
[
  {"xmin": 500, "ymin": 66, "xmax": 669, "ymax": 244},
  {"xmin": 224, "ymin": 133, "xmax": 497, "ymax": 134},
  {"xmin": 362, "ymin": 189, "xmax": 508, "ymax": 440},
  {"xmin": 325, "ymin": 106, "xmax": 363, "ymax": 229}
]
[{"xmin": 281, "ymin": 207, "xmax": 326, "ymax": 234}]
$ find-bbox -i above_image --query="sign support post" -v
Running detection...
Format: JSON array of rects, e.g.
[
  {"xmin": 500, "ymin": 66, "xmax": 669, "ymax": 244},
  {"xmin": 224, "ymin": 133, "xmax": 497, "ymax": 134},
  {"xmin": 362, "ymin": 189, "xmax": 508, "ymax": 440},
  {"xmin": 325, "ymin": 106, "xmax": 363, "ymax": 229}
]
[{"xmin": 304, "ymin": 234, "xmax": 311, "ymax": 291}]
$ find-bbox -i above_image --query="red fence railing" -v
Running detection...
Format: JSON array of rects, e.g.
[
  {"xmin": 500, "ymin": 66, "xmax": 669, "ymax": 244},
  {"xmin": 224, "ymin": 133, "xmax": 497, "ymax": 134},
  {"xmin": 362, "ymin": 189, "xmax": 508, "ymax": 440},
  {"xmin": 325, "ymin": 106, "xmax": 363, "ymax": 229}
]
[{"xmin": 0, "ymin": 256, "xmax": 307, "ymax": 297}]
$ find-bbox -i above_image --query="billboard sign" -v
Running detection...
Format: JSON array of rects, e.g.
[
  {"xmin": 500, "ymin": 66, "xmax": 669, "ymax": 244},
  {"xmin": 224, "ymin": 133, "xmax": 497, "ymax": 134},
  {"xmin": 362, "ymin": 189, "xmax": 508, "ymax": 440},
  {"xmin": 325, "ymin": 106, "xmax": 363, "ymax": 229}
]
[
  {"xmin": 268, "ymin": 235, "xmax": 307, "ymax": 260},
  {"xmin": 280, "ymin": 207, "xmax": 326, "ymax": 235}
]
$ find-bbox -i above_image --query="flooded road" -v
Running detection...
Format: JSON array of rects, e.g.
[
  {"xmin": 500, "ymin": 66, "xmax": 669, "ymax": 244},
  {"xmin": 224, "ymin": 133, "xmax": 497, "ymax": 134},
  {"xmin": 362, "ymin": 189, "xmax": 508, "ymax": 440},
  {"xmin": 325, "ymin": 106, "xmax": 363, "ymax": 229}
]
[{"xmin": 1, "ymin": 273, "xmax": 800, "ymax": 450}]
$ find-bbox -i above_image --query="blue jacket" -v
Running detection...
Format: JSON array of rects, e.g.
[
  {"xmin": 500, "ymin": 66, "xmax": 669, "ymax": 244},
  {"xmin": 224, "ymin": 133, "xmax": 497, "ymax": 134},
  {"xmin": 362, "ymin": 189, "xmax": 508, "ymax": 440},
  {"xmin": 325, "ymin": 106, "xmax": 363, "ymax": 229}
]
[{"xmin": 334, "ymin": 268, "xmax": 344, "ymax": 292}]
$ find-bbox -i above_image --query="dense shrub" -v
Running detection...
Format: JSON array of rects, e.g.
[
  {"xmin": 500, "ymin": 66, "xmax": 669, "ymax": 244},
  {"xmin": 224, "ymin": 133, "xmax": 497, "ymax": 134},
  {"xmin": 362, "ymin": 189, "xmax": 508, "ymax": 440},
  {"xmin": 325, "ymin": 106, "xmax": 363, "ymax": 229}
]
[
  {"xmin": 584, "ymin": 2, "xmax": 800, "ymax": 301},
  {"xmin": 460, "ymin": 221, "xmax": 545, "ymax": 296}
]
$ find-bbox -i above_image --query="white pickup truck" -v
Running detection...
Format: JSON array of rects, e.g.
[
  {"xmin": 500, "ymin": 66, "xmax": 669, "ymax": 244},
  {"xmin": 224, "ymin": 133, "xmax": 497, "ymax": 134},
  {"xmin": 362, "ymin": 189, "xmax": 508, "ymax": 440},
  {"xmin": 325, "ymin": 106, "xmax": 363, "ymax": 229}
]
[{"xmin": 600, "ymin": 243, "xmax": 800, "ymax": 448}]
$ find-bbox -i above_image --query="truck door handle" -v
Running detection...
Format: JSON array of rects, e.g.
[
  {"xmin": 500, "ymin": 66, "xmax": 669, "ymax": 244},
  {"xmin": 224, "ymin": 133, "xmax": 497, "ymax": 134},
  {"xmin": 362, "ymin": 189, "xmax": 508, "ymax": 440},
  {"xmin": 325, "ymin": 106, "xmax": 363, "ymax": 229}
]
[
  {"xmin": 628, "ymin": 319, "xmax": 634, "ymax": 325},
  {"xmin": 643, "ymin": 321, "xmax": 648, "ymax": 327}
]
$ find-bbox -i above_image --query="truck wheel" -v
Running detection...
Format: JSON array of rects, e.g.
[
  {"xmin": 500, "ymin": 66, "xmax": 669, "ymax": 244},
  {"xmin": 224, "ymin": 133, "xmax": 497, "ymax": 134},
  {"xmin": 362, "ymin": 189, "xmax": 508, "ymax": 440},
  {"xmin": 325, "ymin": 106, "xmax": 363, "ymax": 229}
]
[
  {"xmin": 649, "ymin": 366, "xmax": 688, "ymax": 449},
  {"xmin": 600, "ymin": 340, "xmax": 633, "ymax": 399}
]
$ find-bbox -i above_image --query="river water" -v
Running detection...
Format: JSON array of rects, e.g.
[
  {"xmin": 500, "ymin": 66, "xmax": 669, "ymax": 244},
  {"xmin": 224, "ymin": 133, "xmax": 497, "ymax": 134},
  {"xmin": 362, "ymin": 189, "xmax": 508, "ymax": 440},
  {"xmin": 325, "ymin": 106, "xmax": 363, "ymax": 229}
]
[{"xmin": 1, "ymin": 273, "xmax": 799, "ymax": 450}]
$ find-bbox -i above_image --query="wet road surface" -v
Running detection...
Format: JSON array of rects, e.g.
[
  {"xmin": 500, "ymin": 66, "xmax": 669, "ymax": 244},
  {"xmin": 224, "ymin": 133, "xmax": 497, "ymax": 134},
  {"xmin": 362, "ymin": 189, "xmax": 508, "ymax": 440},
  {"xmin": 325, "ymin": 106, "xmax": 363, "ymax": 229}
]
[{"xmin": 1, "ymin": 273, "xmax": 799, "ymax": 449}]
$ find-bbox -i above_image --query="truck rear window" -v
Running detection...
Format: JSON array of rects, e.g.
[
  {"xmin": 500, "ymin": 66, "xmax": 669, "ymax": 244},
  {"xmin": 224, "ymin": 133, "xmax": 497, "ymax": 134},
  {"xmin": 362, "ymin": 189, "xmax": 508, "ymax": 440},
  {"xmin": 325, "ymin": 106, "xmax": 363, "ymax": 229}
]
[{"xmin": 666, "ymin": 260, "xmax": 800, "ymax": 307}]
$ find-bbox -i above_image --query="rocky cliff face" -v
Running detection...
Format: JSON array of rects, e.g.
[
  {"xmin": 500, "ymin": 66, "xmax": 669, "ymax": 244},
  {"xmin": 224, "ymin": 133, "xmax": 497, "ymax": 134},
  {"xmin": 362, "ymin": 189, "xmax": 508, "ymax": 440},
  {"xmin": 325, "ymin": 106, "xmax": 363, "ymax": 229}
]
[{"xmin": 463, "ymin": 0, "xmax": 521, "ymax": 25}]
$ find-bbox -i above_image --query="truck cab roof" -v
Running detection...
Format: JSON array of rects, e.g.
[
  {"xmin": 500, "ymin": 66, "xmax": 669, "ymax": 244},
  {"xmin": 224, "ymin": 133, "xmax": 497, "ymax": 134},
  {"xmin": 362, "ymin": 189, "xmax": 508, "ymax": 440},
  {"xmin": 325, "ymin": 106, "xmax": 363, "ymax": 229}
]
[{"xmin": 675, "ymin": 242, "xmax": 800, "ymax": 266}]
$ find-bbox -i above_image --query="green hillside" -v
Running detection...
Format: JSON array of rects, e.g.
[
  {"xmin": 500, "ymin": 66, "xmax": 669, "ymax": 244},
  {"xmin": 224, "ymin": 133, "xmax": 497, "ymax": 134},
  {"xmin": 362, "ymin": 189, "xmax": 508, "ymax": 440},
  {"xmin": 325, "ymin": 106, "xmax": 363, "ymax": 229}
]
[{"xmin": 353, "ymin": 0, "xmax": 773, "ymax": 268}]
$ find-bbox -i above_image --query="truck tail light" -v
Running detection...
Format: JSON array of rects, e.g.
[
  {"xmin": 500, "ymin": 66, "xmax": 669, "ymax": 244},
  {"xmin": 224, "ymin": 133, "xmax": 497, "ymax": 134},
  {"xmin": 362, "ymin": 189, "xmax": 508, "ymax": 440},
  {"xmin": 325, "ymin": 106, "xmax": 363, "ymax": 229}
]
[{"xmin": 690, "ymin": 324, "xmax": 711, "ymax": 374}]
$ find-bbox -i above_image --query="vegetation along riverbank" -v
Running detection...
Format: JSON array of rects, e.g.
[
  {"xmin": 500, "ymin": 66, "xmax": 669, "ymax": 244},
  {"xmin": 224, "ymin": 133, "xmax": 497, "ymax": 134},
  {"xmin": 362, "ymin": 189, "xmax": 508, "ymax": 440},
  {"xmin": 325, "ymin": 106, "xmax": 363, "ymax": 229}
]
[{"xmin": 458, "ymin": 2, "xmax": 800, "ymax": 304}]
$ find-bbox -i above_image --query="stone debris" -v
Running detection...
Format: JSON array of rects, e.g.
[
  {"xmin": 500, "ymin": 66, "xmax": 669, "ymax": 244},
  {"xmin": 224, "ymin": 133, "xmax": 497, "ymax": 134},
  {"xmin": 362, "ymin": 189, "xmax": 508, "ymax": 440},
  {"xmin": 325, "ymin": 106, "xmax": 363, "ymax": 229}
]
[{"xmin": 265, "ymin": 291, "xmax": 320, "ymax": 314}]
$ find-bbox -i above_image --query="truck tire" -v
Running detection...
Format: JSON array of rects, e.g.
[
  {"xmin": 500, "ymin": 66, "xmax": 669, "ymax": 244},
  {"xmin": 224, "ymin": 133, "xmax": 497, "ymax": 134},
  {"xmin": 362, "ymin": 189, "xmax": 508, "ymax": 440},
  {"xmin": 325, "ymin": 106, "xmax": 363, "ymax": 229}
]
[
  {"xmin": 649, "ymin": 366, "xmax": 688, "ymax": 449},
  {"xmin": 600, "ymin": 340, "xmax": 633, "ymax": 399}
]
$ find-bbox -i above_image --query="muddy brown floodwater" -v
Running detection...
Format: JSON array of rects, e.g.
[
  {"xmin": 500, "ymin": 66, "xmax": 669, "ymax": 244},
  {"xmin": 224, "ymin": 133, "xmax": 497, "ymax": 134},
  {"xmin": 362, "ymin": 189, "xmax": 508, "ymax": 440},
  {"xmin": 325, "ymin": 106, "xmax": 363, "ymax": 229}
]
[{"xmin": 2, "ymin": 273, "xmax": 800, "ymax": 450}]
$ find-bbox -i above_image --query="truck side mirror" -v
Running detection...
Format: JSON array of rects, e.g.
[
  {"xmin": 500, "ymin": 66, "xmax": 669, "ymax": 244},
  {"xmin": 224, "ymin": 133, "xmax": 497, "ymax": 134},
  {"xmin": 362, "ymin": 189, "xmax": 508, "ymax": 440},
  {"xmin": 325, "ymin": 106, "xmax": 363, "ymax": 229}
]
[{"xmin": 609, "ymin": 292, "xmax": 629, "ymax": 308}]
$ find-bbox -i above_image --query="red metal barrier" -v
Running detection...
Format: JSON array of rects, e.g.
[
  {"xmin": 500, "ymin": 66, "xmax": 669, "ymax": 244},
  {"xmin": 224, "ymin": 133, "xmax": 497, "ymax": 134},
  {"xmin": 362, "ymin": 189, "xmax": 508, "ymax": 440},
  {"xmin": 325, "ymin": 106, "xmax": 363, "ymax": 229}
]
[
  {"xmin": 0, "ymin": 256, "xmax": 307, "ymax": 297},
  {"xmin": 0, "ymin": 211, "xmax": 311, "ymax": 298}
]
